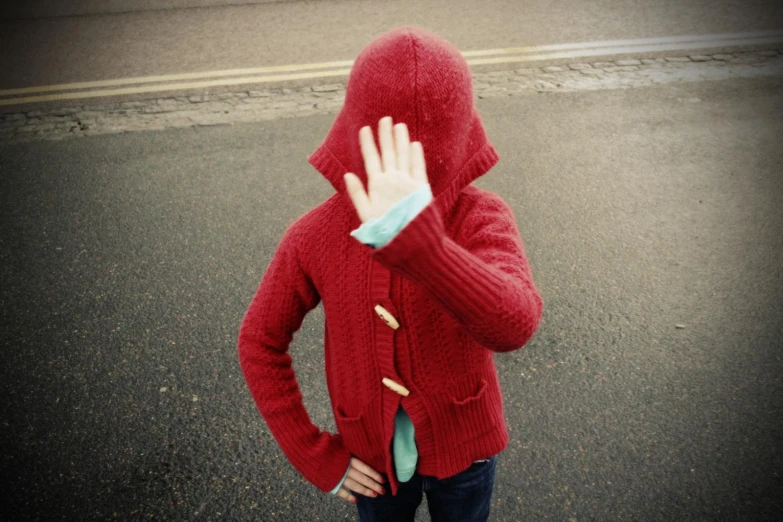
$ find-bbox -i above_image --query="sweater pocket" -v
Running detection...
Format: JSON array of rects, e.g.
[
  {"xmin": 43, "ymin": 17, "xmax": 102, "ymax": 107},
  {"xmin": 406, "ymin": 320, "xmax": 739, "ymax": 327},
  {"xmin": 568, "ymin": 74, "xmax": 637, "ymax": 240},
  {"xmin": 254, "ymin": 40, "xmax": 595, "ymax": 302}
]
[
  {"xmin": 335, "ymin": 406, "xmax": 374, "ymax": 460},
  {"xmin": 450, "ymin": 378, "xmax": 498, "ymax": 443}
]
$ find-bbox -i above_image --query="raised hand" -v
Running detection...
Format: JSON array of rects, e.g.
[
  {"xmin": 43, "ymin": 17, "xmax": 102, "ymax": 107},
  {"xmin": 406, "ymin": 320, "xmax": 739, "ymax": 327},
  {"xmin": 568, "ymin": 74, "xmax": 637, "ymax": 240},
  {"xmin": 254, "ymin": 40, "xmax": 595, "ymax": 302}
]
[{"xmin": 343, "ymin": 116, "xmax": 429, "ymax": 224}]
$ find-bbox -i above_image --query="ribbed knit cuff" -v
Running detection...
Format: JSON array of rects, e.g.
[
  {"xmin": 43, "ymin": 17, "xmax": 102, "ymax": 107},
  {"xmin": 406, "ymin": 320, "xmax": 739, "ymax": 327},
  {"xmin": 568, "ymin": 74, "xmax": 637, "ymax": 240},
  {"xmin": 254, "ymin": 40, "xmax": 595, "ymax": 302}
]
[
  {"xmin": 329, "ymin": 464, "xmax": 352, "ymax": 495},
  {"xmin": 371, "ymin": 199, "xmax": 444, "ymax": 266},
  {"xmin": 266, "ymin": 405, "xmax": 353, "ymax": 493}
]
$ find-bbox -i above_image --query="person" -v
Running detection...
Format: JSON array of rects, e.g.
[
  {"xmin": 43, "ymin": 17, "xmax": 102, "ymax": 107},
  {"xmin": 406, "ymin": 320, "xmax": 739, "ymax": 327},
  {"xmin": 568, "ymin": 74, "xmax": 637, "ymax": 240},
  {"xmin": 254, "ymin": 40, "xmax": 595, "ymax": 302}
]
[{"xmin": 238, "ymin": 25, "xmax": 543, "ymax": 522}]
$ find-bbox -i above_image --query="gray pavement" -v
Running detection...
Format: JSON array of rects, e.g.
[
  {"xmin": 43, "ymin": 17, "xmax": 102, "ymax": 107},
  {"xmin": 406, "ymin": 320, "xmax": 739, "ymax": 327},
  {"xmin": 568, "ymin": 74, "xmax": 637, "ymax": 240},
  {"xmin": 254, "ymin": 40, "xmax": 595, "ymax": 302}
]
[
  {"xmin": 2, "ymin": 0, "xmax": 783, "ymax": 92},
  {"xmin": 3, "ymin": 49, "xmax": 782, "ymax": 144},
  {"xmin": 0, "ymin": 0, "xmax": 294, "ymax": 19},
  {"xmin": 1, "ymin": 74, "xmax": 782, "ymax": 521}
]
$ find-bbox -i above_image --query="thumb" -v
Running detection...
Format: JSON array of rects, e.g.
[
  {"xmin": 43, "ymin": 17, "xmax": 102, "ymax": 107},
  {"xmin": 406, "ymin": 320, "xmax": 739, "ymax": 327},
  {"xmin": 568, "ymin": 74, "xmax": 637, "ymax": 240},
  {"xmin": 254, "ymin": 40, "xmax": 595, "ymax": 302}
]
[{"xmin": 343, "ymin": 173, "xmax": 371, "ymax": 223}]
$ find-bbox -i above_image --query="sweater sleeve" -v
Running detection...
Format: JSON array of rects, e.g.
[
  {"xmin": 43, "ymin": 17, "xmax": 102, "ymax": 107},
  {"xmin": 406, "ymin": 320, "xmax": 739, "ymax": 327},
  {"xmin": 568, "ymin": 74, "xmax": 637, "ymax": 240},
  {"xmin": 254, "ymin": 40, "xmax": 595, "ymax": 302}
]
[
  {"xmin": 329, "ymin": 465, "xmax": 352, "ymax": 495},
  {"xmin": 237, "ymin": 223, "xmax": 352, "ymax": 493},
  {"xmin": 370, "ymin": 192, "xmax": 543, "ymax": 353}
]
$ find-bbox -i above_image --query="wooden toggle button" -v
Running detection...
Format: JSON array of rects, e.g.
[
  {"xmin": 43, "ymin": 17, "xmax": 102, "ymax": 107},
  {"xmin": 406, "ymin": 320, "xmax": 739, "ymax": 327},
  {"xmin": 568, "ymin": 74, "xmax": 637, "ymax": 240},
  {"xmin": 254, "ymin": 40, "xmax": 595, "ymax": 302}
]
[
  {"xmin": 382, "ymin": 377, "xmax": 410, "ymax": 396},
  {"xmin": 374, "ymin": 304, "xmax": 400, "ymax": 330}
]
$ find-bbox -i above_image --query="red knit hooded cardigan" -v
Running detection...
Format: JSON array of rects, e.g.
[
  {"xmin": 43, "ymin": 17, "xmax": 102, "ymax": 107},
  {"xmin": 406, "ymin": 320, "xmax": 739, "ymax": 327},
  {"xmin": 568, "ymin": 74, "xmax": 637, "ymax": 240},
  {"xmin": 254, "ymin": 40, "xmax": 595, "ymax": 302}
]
[{"xmin": 238, "ymin": 25, "xmax": 543, "ymax": 497}]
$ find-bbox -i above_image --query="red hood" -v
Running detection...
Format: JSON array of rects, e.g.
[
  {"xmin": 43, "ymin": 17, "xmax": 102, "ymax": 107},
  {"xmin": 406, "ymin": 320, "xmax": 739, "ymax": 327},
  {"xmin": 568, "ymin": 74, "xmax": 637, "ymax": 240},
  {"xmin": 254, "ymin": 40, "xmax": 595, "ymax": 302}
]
[{"xmin": 308, "ymin": 25, "xmax": 500, "ymax": 217}]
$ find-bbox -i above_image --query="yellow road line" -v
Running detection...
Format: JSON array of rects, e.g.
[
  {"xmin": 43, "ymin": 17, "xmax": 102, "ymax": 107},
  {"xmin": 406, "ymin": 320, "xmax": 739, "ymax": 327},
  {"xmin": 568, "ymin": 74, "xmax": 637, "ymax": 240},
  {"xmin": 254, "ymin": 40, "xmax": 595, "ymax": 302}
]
[
  {"xmin": 0, "ymin": 60, "xmax": 355, "ymax": 96},
  {"xmin": 3, "ymin": 31, "xmax": 781, "ymax": 97},
  {"xmin": 1, "ymin": 31, "xmax": 781, "ymax": 106},
  {"xmin": 460, "ymin": 30, "xmax": 783, "ymax": 57},
  {"xmin": 0, "ymin": 69, "xmax": 352, "ymax": 106},
  {"xmin": 466, "ymin": 37, "xmax": 783, "ymax": 66}
]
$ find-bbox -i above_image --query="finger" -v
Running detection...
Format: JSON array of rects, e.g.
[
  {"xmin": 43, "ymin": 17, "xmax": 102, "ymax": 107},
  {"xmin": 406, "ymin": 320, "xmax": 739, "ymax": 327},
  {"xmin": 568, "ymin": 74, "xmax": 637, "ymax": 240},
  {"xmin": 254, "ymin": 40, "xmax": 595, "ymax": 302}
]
[
  {"xmin": 378, "ymin": 116, "xmax": 396, "ymax": 174},
  {"xmin": 344, "ymin": 476, "xmax": 380, "ymax": 497},
  {"xmin": 359, "ymin": 126, "xmax": 382, "ymax": 178},
  {"xmin": 410, "ymin": 142, "xmax": 428, "ymax": 183},
  {"xmin": 343, "ymin": 173, "xmax": 372, "ymax": 223},
  {"xmin": 336, "ymin": 487, "xmax": 358, "ymax": 503},
  {"xmin": 348, "ymin": 470, "xmax": 384, "ymax": 495},
  {"xmin": 394, "ymin": 122, "xmax": 410, "ymax": 176},
  {"xmin": 351, "ymin": 457, "xmax": 385, "ymax": 485}
]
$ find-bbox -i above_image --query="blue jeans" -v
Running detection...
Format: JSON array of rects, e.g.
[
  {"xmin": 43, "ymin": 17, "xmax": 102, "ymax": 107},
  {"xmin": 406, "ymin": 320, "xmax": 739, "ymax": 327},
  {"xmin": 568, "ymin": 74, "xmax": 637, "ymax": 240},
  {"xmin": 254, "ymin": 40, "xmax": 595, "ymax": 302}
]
[{"xmin": 356, "ymin": 454, "xmax": 497, "ymax": 522}]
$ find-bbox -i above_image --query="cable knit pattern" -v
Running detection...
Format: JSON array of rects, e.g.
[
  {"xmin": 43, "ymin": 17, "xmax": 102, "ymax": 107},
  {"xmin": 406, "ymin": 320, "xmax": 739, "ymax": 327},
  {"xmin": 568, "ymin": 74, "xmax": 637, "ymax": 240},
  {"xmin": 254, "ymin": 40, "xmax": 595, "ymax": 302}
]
[
  {"xmin": 329, "ymin": 186, "xmax": 432, "ymax": 494},
  {"xmin": 238, "ymin": 25, "xmax": 543, "ymax": 498}
]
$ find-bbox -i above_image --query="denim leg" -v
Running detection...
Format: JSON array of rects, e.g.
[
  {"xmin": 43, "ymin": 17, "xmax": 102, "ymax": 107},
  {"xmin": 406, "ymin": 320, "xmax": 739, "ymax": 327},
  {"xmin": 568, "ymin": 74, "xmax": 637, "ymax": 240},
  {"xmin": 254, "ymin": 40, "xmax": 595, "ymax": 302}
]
[
  {"xmin": 423, "ymin": 454, "xmax": 497, "ymax": 522},
  {"xmin": 356, "ymin": 474, "xmax": 424, "ymax": 522}
]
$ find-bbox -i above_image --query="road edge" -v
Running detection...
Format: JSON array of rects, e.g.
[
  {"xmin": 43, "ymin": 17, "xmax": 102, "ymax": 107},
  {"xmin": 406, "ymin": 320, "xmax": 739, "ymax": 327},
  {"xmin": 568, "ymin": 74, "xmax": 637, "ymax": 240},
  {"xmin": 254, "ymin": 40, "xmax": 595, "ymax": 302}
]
[{"xmin": 1, "ymin": 48, "xmax": 781, "ymax": 145}]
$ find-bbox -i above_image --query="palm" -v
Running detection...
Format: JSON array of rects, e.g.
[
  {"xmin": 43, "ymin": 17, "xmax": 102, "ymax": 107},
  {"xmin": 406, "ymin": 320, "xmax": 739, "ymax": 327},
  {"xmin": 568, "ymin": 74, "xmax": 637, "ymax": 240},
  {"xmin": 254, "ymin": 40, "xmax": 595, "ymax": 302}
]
[
  {"xmin": 343, "ymin": 116, "xmax": 429, "ymax": 223},
  {"xmin": 366, "ymin": 166, "xmax": 423, "ymax": 218}
]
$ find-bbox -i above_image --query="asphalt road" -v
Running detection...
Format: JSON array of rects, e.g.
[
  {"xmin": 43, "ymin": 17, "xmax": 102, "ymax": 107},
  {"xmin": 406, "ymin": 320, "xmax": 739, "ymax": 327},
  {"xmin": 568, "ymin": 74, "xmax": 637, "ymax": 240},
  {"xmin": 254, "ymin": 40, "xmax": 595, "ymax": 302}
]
[
  {"xmin": 2, "ymin": 0, "xmax": 783, "ymax": 91},
  {"xmin": 2, "ymin": 75, "xmax": 782, "ymax": 520}
]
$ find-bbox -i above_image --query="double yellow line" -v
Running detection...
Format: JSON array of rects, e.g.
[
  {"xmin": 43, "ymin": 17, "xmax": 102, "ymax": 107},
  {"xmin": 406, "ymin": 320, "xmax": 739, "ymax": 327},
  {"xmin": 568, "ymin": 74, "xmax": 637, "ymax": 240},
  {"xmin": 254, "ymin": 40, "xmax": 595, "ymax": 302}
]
[{"xmin": 2, "ymin": 30, "xmax": 781, "ymax": 107}]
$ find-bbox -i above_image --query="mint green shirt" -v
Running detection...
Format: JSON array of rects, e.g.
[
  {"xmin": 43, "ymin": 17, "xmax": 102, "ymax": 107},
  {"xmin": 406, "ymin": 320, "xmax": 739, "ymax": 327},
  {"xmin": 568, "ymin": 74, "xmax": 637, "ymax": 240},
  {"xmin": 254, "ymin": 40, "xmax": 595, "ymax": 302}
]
[{"xmin": 329, "ymin": 183, "xmax": 433, "ymax": 494}]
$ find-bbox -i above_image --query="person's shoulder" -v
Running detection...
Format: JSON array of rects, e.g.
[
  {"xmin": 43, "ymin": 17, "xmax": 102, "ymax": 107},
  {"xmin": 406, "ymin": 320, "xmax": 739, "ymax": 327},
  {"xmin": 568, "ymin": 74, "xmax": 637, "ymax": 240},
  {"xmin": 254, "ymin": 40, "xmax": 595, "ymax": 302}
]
[
  {"xmin": 282, "ymin": 194, "xmax": 340, "ymax": 231},
  {"xmin": 447, "ymin": 185, "xmax": 522, "ymax": 241},
  {"xmin": 454, "ymin": 185, "xmax": 515, "ymax": 220},
  {"xmin": 277, "ymin": 193, "xmax": 343, "ymax": 257}
]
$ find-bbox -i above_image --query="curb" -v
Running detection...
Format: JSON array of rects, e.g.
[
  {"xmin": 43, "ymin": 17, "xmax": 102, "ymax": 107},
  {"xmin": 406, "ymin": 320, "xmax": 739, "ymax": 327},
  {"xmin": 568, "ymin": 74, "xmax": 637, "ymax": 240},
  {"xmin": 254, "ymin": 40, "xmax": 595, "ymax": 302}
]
[{"xmin": 2, "ymin": 48, "xmax": 781, "ymax": 145}]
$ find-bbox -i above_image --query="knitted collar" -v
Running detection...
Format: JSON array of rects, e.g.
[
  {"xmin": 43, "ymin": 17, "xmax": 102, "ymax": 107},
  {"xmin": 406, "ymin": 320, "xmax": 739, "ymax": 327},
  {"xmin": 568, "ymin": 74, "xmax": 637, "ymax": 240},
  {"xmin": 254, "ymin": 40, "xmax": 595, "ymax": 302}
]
[{"xmin": 308, "ymin": 25, "xmax": 500, "ymax": 218}]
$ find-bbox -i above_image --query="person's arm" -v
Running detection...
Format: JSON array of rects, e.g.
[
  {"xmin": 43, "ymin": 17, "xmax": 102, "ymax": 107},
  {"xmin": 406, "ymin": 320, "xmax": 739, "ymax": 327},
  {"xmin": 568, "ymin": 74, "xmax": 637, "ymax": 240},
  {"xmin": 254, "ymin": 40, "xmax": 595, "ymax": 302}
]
[
  {"xmin": 370, "ymin": 192, "xmax": 543, "ymax": 353},
  {"xmin": 238, "ymin": 223, "xmax": 352, "ymax": 494},
  {"xmin": 343, "ymin": 116, "xmax": 542, "ymax": 353},
  {"xmin": 329, "ymin": 466, "xmax": 352, "ymax": 495}
]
